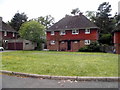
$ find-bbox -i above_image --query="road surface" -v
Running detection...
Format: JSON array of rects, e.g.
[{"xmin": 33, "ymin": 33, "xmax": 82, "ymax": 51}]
[{"xmin": 1, "ymin": 74, "xmax": 118, "ymax": 88}]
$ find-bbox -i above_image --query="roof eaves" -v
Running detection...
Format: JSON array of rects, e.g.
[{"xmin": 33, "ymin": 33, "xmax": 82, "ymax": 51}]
[
  {"xmin": 46, "ymin": 27, "xmax": 99, "ymax": 31},
  {"xmin": 0, "ymin": 29, "xmax": 17, "ymax": 32}
]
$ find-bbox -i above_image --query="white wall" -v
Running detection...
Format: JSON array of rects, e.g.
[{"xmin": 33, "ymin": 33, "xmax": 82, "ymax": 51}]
[{"xmin": 23, "ymin": 40, "xmax": 37, "ymax": 50}]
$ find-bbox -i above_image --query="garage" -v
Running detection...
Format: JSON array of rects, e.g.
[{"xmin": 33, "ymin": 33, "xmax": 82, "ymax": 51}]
[
  {"xmin": 8, "ymin": 42, "xmax": 23, "ymax": 50},
  {"xmin": 7, "ymin": 39, "xmax": 37, "ymax": 50}
]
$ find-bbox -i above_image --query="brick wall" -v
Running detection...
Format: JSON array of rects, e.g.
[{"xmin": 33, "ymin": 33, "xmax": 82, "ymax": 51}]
[
  {"xmin": 114, "ymin": 32, "xmax": 120, "ymax": 44},
  {"xmin": 59, "ymin": 41, "xmax": 67, "ymax": 51},
  {"xmin": 114, "ymin": 44, "xmax": 120, "ymax": 54},
  {"xmin": 46, "ymin": 29, "xmax": 98, "ymax": 52},
  {"xmin": 47, "ymin": 29, "xmax": 98, "ymax": 41},
  {"xmin": 47, "ymin": 40, "xmax": 59, "ymax": 51},
  {"xmin": 47, "ymin": 40, "xmax": 96, "ymax": 52},
  {"xmin": 2, "ymin": 31, "xmax": 16, "ymax": 39},
  {"xmin": 71, "ymin": 41, "xmax": 80, "ymax": 51},
  {"xmin": 114, "ymin": 32, "xmax": 120, "ymax": 54}
]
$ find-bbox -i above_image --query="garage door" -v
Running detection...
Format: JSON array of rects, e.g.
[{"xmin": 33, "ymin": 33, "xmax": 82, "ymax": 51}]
[{"xmin": 8, "ymin": 42, "xmax": 23, "ymax": 50}]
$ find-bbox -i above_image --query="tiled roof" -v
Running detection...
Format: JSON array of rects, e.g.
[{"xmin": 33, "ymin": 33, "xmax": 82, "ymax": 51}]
[
  {"xmin": 2, "ymin": 21, "xmax": 17, "ymax": 32},
  {"xmin": 47, "ymin": 14, "xmax": 98, "ymax": 31}
]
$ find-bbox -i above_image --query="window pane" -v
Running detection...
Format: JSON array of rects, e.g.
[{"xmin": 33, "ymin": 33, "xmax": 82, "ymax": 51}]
[
  {"xmin": 85, "ymin": 29, "xmax": 90, "ymax": 34},
  {"xmin": 51, "ymin": 31, "xmax": 54, "ymax": 35}
]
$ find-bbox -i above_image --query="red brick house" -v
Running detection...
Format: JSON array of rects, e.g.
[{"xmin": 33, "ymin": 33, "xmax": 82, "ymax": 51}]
[
  {"xmin": 46, "ymin": 14, "xmax": 99, "ymax": 51},
  {"xmin": 113, "ymin": 22, "xmax": 120, "ymax": 54},
  {"xmin": 0, "ymin": 17, "xmax": 18, "ymax": 49}
]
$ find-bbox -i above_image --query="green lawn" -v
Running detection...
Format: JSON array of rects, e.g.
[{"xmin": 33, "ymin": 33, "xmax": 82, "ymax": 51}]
[{"xmin": 1, "ymin": 51, "xmax": 118, "ymax": 77}]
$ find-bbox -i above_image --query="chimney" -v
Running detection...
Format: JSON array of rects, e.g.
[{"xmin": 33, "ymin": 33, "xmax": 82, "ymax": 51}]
[
  {"xmin": 79, "ymin": 12, "xmax": 83, "ymax": 16},
  {"xmin": 0, "ymin": 17, "xmax": 2, "ymax": 31},
  {"xmin": 65, "ymin": 14, "xmax": 70, "ymax": 17}
]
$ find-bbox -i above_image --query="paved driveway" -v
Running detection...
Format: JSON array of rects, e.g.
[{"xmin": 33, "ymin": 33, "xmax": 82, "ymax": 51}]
[
  {"xmin": 1, "ymin": 74, "xmax": 118, "ymax": 88},
  {"xmin": 1, "ymin": 50, "xmax": 19, "ymax": 52}
]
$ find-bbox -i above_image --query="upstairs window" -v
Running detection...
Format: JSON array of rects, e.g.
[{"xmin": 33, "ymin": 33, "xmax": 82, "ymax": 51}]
[
  {"xmin": 85, "ymin": 29, "xmax": 90, "ymax": 34},
  {"xmin": 72, "ymin": 30, "xmax": 79, "ymax": 34},
  {"xmin": 4, "ymin": 31, "xmax": 7, "ymax": 36},
  {"xmin": 51, "ymin": 31, "xmax": 54, "ymax": 35},
  {"xmin": 50, "ymin": 40, "xmax": 55, "ymax": 45},
  {"xmin": 60, "ymin": 30, "xmax": 66, "ymax": 35},
  {"xmin": 84, "ymin": 40, "xmax": 90, "ymax": 45},
  {"xmin": 13, "ymin": 32, "xmax": 15, "ymax": 37}
]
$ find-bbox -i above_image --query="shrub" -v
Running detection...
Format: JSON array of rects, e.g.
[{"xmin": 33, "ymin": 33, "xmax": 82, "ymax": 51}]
[
  {"xmin": 78, "ymin": 42, "xmax": 101, "ymax": 52},
  {"xmin": 98, "ymin": 34, "xmax": 112, "ymax": 45}
]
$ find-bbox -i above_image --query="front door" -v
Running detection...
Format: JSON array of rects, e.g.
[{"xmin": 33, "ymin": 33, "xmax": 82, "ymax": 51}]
[{"xmin": 67, "ymin": 41, "xmax": 71, "ymax": 50}]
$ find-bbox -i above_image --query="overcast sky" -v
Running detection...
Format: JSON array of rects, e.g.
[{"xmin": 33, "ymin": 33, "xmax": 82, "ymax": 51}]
[{"xmin": 0, "ymin": 0, "xmax": 119, "ymax": 22}]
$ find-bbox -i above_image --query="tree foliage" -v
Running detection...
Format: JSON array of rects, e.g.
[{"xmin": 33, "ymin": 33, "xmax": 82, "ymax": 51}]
[
  {"xmin": 89, "ymin": 2, "xmax": 117, "ymax": 45},
  {"xmin": 19, "ymin": 21, "xmax": 45, "ymax": 50},
  {"xmin": 9, "ymin": 12, "xmax": 28, "ymax": 31},
  {"xmin": 98, "ymin": 34, "xmax": 112, "ymax": 45},
  {"xmin": 114, "ymin": 14, "xmax": 120, "ymax": 25},
  {"xmin": 71, "ymin": 8, "xmax": 80, "ymax": 15},
  {"xmin": 85, "ymin": 11, "xmax": 96, "ymax": 22},
  {"xmin": 95, "ymin": 2, "xmax": 113, "ymax": 34},
  {"xmin": 33, "ymin": 15, "xmax": 54, "ymax": 29}
]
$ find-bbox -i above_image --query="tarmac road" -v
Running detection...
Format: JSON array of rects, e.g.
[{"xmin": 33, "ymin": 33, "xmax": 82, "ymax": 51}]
[{"xmin": 1, "ymin": 74, "xmax": 119, "ymax": 88}]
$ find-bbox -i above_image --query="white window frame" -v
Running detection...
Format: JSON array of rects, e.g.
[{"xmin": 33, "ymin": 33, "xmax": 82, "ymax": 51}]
[
  {"xmin": 50, "ymin": 40, "xmax": 55, "ymax": 45},
  {"xmin": 51, "ymin": 31, "xmax": 55, "ymax": 35},
  {"xmin": 4, "ymin": 31, "xmax": 7, "ymax": 36},
  {"xmin": 72, "ymin": 30, "xmax": 79, "ymax": 35},
  {"xmin": 13, "ymin": 32, "xmax": 15, "ymax": 37},
  {"xmin": 74, "ymin": 41, "xmax": 78, "ymax": 43},
  {"xmin": 4, "ymin": 40, "xmax": 8, "ymax": 42},
  {"xmin": 60, "ymin": 30, "xmax": 66, "ymax": 35},
  {"xmin": 84, "ymin": 40, "xmax": 90, "ymax": 45},
  {"xmin": 85, "ymin": 29, "xmax": 90, "ymax": 34},
  {"xmin": 61, "ymin": 41, "xmax": 65, "ymax": 44}
]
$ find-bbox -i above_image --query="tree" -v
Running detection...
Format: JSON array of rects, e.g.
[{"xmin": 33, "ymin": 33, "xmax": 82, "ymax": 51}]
[
  {"xmin": 71, "ymin": 8, "xmax": 80, "ymax": 15},
  {"xmin": 19, "ymin": 21, "xmax": 45, "ymax": 50},
  {"xmin": 93, "ymin": 2, "xmax": 116, "ymax": 45},
  {"xmin": 114, "ymin": 14, "xmax": 120, "ymax": 31},
  {"xmin": 98, "ymin": 34, "xmax": 112, "ymax": 45},
  {"xmin": 95, "ymin": 2, "xmax": 112, "ymax": 34},
  {"xmin": 85, "ymin": 11, "xmax": 96, "ymax": 22},
  {"xmin": 9, "ymin": 12, "xmax": 28, "ymax": 31},
  {"xmin": 33, "ymin": 15, "xmax": 54, "ymax": 29},
  {"xmin": 114, "ymin": 13, "xmax": 120, "ymax": 25}
]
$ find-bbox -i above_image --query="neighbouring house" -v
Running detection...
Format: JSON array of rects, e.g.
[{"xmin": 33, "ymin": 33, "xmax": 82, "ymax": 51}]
[
  {"xmin": 0, "ymin": 17, "xmax": 37, "ymax": 50},
  {"xmin": 46, "ymin": 13, "xmax": 99, "ymax": 51},
  {"xmin": 0, "ymin": 17, "xmax": 18, "ymax": 49},
  {"xmin": 113, "ymin": 22, "xmax": 120, "ymax": 54}
]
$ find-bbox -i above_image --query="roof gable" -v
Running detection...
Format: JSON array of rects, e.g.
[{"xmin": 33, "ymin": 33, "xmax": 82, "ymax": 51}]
[
  {"xmin": 47, "ymin": 14, "xmax": 98, "ymax": 31},
  {"xmin": 1, "ymin": 21, "xmax": 17, "ymax": 32}
]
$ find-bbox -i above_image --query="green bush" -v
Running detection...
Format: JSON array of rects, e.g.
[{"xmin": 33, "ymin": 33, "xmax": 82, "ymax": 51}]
[
  {"xmin": 78, "ymin": 42, "xmax": 101, "ymax": 52},
  {"xmin": 99, "ymin": 34, "xmax": 112, "ymax": 45}
]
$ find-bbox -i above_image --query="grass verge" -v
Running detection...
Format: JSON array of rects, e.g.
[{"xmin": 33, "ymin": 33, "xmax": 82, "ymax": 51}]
[{"xmin": 1, "ymin": 51, "xmax": 118, "ymax": 77}]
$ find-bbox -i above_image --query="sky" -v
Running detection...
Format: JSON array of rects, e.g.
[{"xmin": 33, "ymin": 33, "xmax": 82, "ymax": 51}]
[{"xmin": 0, "ymin": 0, "xmax": 120, "ymax": 22}]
